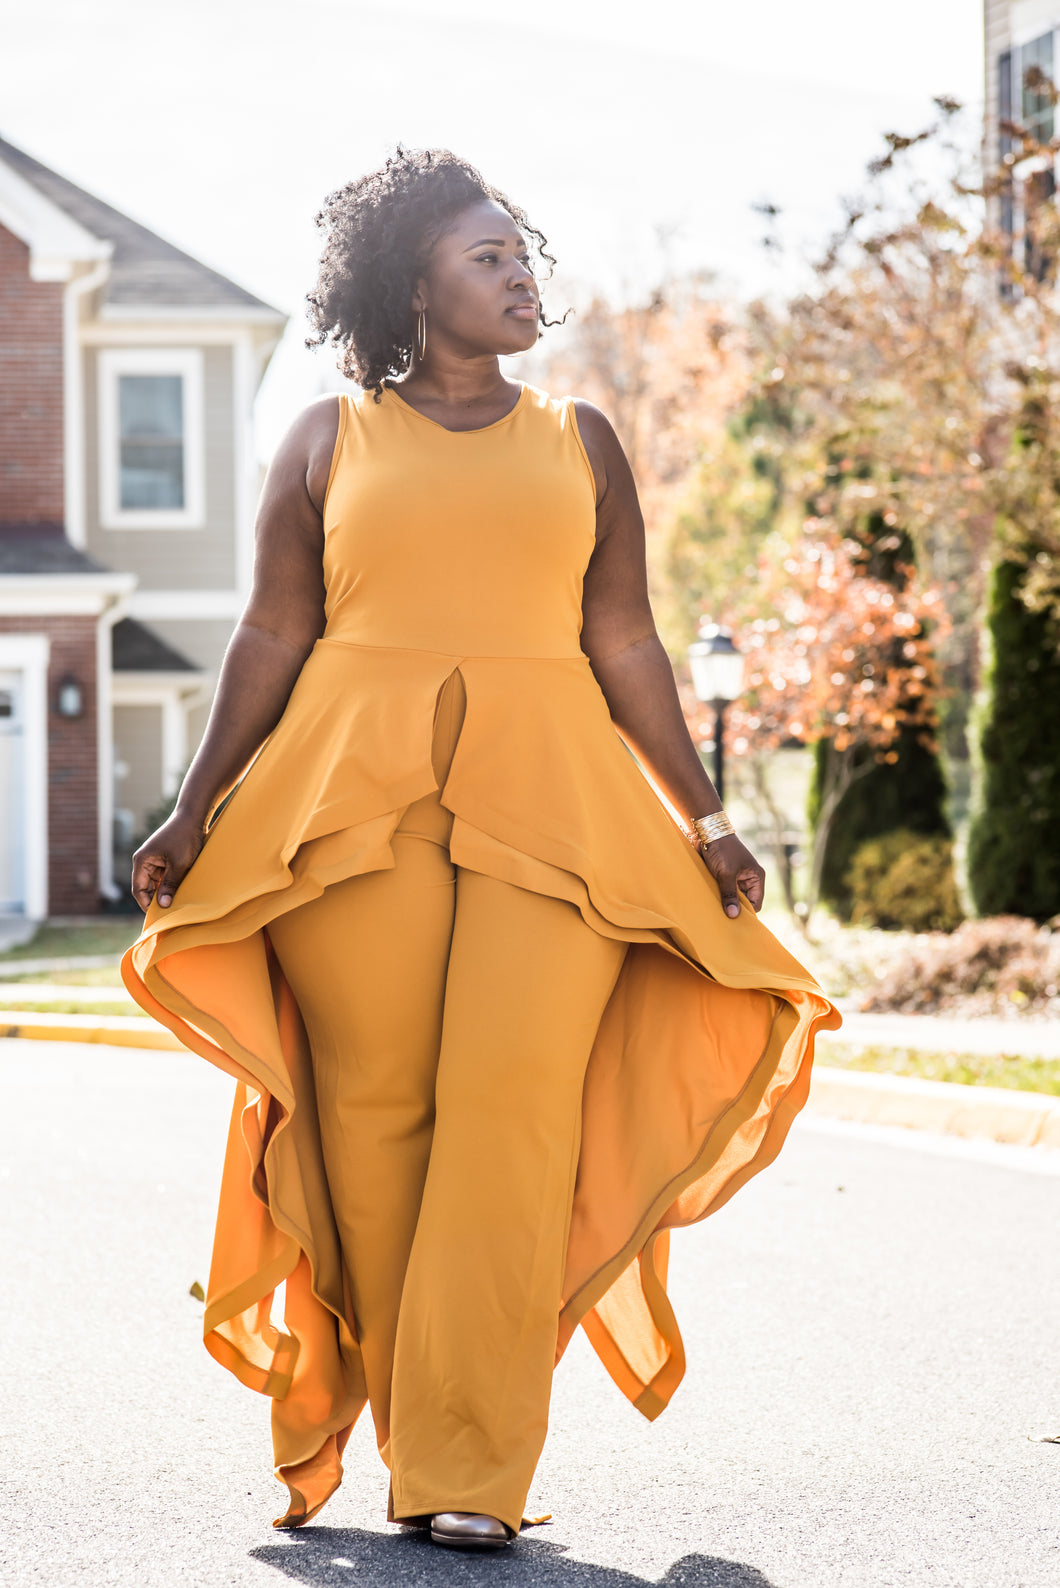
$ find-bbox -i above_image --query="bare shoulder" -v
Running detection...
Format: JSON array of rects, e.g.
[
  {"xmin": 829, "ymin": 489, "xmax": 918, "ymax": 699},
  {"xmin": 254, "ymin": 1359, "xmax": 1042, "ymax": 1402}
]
[
  {"xmin": 571, "ymin": 398, "xmax": 620, "ymax": 456},
  {"xmin": 571, "ymin": 398, "xmax": 635, "ymax": 510},
  {"xmin": 269, "ymin": 394, "xmax": 343, "ymax": 513}
]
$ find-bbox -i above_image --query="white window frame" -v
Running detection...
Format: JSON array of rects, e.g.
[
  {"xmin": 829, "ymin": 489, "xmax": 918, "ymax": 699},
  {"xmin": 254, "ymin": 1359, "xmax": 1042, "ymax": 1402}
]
[{"xmin": 98, "ymin": 347, "xmax": 205, "ymax": 529}]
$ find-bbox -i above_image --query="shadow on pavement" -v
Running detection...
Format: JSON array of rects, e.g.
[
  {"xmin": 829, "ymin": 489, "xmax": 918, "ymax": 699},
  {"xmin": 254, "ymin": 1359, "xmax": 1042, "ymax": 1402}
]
[{"xmin": 251, "ymin": 1527, "xmax": 778, "ymax": 1586}]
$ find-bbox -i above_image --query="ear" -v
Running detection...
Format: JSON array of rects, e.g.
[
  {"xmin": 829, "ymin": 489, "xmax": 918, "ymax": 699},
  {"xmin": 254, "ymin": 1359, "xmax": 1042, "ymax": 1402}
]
[{"xmin": 410, "ymin": 278, "xmax": 428, "ymax": 315}]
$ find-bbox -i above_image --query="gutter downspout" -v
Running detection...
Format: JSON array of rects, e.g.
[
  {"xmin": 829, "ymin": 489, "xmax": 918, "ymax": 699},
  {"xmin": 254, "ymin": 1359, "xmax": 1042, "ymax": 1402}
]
[{"xmin": 63, "ymin": 253, "xmax": 111, "ymax": 550}]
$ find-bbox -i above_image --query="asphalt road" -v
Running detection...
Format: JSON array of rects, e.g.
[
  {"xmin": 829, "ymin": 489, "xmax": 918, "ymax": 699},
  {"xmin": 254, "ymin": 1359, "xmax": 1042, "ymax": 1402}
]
[{"xmin": 2, "ymin": 1040, "xmax": 1058, "ymax": 1588}]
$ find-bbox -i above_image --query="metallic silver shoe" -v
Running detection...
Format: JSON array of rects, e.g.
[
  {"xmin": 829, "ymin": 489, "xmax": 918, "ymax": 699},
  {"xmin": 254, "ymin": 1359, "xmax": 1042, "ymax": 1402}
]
[{"xmin": 430, "ymin": 1511, "xmax": 515, "ymax": 1551}]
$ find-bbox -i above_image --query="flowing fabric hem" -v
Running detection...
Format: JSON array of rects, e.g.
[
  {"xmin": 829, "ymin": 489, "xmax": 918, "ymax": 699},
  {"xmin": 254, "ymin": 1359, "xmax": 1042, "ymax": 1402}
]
[{"xmin": 122, "ymin": 796, "xmax": 840, "ymax": 1523}]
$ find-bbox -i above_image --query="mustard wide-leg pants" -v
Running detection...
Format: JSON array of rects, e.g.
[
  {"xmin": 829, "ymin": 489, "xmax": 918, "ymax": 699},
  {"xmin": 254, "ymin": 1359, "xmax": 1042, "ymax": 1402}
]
[{"xmin": 267, "ymin": 674, "xmax": 627, "ymax": 1531}]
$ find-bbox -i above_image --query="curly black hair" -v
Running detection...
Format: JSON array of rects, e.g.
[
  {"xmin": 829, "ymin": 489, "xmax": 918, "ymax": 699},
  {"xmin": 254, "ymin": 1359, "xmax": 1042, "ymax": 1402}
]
[{"xmin": 306, "ymin": 146, "xmax": 561, "ymax": 397}]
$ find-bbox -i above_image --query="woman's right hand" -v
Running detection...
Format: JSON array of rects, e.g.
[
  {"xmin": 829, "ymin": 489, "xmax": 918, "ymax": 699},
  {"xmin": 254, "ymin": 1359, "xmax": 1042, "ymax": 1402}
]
[{"xmin": 131, "ymin": 812, "xmax": 206, "ymax": 913}]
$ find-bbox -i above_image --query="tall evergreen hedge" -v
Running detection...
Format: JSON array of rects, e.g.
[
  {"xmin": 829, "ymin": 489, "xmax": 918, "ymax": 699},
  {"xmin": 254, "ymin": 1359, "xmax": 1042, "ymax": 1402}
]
[
  {"xmin": 809, "ymin": 513, "xmax": 951, "ymax": 919},
  {"xmin": 968, "ymin": 558, "xmax": 1060, "ymax": 920},
  {"xmin": 810, "ymin": 729, "xmax": 951, "ymax": 919}
]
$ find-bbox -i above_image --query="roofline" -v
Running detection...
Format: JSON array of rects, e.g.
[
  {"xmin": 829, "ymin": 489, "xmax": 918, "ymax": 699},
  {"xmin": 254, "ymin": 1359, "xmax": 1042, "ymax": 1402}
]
[
  {"xmin": 0, "ymin": 157, "xmax": 112, "ymax": 281},
  {"xmin": 0, "ymin": 570, "xmax": 137, "ymax": 617},
  {"xmin": 111, "ymin": 668, "xmax": 208, "ymax": 686},
  {"xmin": 0, "ymin": 135, "xmax": 284, "ymax": 315}
]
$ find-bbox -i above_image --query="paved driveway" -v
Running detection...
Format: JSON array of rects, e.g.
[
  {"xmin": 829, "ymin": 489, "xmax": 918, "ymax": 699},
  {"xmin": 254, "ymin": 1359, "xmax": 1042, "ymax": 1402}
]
[{"xmin": 2, "ymin": 1041, "xmax": 1058, "ymax": 1588}]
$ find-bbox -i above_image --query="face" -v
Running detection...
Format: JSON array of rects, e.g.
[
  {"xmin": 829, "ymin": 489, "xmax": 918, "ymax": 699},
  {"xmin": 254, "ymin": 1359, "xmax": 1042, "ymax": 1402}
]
[{"xmin": 413, "ymin": 198, "xmax": 540, "ymax": 357}]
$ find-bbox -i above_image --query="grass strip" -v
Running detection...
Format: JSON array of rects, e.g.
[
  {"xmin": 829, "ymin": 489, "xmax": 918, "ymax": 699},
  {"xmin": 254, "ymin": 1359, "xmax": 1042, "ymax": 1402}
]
[
  {"xmin": 817, "ymin": 1041, "xmax": 1060, "ymax": 1097},
  {"xmin": 0, "ymin": 965, "xmax": 127, "ymax": 987},
  {"xmin": 0, "ymin": 1000, "xmax": 138, "ymax": 1018},
  {"xmin": 0, "ymin": 922, "xmax": 139, "ymax": 962}
]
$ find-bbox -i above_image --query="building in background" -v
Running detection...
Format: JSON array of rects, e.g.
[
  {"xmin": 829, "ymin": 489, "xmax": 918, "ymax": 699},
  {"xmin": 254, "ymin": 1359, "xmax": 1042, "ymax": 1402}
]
[
  {"xmin": 984, "ymin": 1, "xmax": 1058, "ymax": 267},
  {"xmin": 0, "ymin": 135, "xmax": 286, "ymax": 919}
]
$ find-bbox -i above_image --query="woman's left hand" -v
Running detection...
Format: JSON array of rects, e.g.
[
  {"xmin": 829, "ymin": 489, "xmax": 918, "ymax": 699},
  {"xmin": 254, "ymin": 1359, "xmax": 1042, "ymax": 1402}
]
[{"xmin": 699, "ymin": 833, "xmax": 766, "ymax": 918}]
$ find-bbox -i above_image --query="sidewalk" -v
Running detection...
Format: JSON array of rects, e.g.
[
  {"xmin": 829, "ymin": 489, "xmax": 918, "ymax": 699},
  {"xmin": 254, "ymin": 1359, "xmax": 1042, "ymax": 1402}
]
[
  {"xmin": 3, "ymin": 1001, "xmax": 1059, "ymax": 1152},
  {"xmin": 829, "ymin": 1009, "xmax": 1060, "ymax": 1060}
]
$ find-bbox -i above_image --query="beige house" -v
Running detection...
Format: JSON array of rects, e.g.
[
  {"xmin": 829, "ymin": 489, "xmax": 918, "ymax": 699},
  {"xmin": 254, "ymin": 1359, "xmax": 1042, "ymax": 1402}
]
[
  {"xmin": 984, "ymin": 1, "xmax": 1059, "ymax": 250},
  {"xmin": 0, "ymin": 135, "xmax": 286, "ymax": 916}
]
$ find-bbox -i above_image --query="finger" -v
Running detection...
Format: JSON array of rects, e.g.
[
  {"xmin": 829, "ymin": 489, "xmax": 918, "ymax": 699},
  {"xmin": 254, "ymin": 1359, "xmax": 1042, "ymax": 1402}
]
[
  {"xmin": 131, "ymin": 857, "xmax": 162, "ymax": 914},
  {"xmin": 740, "ymin": 870, "xmax": 766, "ymax": 911},
  {"xmin": 156, "ymin": 866, "xmax": 180, "ymax": 910},
  {"xmin": 718, "ymin": 877, "xmax": 742, "ymax": 919}
]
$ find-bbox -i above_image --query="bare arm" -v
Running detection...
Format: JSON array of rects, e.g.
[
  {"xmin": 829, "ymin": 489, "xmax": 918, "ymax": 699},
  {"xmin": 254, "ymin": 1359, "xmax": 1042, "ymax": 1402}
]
[
  {"xmin": 575, "ymin": 400, "xmax": 765, "ymax": 917},
  {"xmin": 130, "ymin": 397, "xmax": 340, "ymax": 912}
]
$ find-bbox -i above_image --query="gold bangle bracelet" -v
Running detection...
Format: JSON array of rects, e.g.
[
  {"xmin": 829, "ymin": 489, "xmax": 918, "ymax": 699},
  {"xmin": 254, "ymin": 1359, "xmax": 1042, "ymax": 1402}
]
[{"xmin": 691, "ymin": 811, "xmax": 735, "ymax": 846}]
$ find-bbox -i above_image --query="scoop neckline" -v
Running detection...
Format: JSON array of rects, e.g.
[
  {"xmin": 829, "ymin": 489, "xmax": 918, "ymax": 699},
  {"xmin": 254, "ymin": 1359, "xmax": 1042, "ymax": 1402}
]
[{"xmin": 383, "ymin": 380, "xmax": 528, "ymax": 434}]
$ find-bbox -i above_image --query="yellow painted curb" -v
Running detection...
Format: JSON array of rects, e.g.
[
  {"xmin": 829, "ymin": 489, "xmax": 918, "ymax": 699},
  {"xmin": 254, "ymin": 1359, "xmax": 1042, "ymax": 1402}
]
[
  {"xmin": 0, "ymin": 1012, "xmax": 184, "ymax": 1050},
  {"xmin": 4, "ymin": 1024, "xmax": 1059, "ymax": 1151},
  {"xmin": 809, "ymin": 1065, "xmax": 1060, "ymax": 1150}
]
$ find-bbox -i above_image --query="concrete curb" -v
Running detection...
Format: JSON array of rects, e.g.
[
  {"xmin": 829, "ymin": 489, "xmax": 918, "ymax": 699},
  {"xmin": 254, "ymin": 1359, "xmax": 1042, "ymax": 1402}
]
[
  {"xmin": 0, "ymin": 1012, "xmax": 183, "ymax": 1050},
  {"xmin": 3, "ymin": 1014, "xmax": 1059, "ymax": 1152},
  {"xmin": 807, "ymin": 1065, "xmax": 1060, "ymax": 1151}
]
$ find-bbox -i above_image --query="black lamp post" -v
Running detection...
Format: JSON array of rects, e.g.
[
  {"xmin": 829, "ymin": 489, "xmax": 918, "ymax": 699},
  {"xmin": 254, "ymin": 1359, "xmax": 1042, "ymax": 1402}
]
[{"xmin": 687, "ymin": 624, "xmax": 744, "ymax": 806}]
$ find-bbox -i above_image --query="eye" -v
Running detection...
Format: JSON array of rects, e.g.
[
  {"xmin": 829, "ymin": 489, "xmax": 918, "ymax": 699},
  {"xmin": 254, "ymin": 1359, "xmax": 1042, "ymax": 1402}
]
[{"xmin": 476, "ymin": 253, "xmax": 499, "ymax": 264}]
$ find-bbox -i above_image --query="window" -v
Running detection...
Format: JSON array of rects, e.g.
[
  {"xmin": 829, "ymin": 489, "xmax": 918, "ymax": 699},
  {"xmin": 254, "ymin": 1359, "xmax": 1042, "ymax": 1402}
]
[
  {"xmin": 997, "ymin": 33, "xmax": 1058, "ymax": 283},
  {"xmin": 118, "ymin": 374, "xmax": 184, "ymax": 509},
  {"xmin": 1022, "ymin": 31, "xmax": 1055, "ymax": 146},
  {"xmin": 999, "ymin": 33, "xmax": 1056, "ymax": 158},
  {"xmin": 98, "ymin": 349, "xmax": 204, "ymax": 528},
  {"xmin": 999, "ymin": 48, "xmax": 1016, "ymax": 245}
]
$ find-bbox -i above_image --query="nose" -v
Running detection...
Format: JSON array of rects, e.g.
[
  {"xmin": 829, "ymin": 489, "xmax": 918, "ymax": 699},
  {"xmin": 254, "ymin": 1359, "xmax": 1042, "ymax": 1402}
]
[{"xmin": 507, "ymin": 257, "xmax": 536, "ymax": 292}]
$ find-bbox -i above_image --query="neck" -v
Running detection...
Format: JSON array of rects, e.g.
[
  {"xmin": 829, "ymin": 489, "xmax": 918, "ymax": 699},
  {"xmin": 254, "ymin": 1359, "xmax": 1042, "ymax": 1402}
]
[{"xmin": 400, "ymin": 348, "xmax": 511, "ymax": 408}]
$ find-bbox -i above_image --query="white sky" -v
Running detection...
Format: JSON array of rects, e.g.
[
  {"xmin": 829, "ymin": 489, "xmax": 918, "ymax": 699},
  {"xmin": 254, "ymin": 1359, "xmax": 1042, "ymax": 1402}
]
[{"xmin": 1, "ymin": 0, "xmax": 985, "ymax": 452}]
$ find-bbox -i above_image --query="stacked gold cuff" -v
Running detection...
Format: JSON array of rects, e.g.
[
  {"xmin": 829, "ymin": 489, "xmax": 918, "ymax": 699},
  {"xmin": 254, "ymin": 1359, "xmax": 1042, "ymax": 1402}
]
[{"xmin": 691, "ymin": 811, "xmax": 735, "ymax": 846}]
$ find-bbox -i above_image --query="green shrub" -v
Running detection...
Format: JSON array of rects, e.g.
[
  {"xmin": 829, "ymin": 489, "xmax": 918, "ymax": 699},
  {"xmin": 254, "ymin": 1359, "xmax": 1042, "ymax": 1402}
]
[
  {"xmin": 810, "ymin": 727, "xmax": 952, "ymax": 919},
  {"xmin": 846, "ymin": 829, "xmax": 964, "ymax": 933},
  {"xmin": 808, "ymin": 513, "xmax": 952, "ymax": 919},
  {"xmin": 968, "ymin": 558, "xmax": 1060, "ymax": 921}
]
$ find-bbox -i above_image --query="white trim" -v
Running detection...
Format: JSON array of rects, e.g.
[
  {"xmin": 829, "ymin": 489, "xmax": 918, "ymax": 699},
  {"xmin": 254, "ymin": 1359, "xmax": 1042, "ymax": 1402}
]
[
  {"xmin": 0, "ymin": 633, "xmax": 50, "ymax": 919},
  {"xmin": 111, "ymin": 672, "xmax": 209, "ymax": 805},
  {"xmin": 111, "ymin": 672, "xmax": 208, "ymax": 701},
  {"xmin": 99, "ymin": 303, "xmax": 286, "ymax": 325},
  {"xmin": 82, "ymin": 322, "xmax": 284, "ymax": 345},
  {"xmin": 0, "ymin": 571, "xmax": 136, "ymax": 617},
  {"xmin": 63, "ymin": 260, "xmax": 112, "ymax": 549},
  {"xmin": 127, "ymin": 589, "xmax": 243, "ymax": 621},
  {"xmin": 98, "ymin": 347, "xmax": 205, "ymax": 529},
  {"xmin": 1011, "ymin": 6, "xmax": 1060, "ymax": 48},
  {"xmin": 232, "ymin": 329, "xmax": 257, "ymax": 598},
  {"xmin": 95, "ymin": 588, "xmax": 135, "ymax": 903},
  {"xmin": 160, "ymin": 695, "xmax": 187, "ymax": 797},
  {"xmin": 0, "ymin": 158, "xmax": 111, "ymax": 281}
]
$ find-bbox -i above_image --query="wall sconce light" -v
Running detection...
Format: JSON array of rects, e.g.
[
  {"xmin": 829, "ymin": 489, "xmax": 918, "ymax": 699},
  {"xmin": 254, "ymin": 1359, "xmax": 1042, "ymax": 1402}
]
[{"xmin": 56, "ymin": 675, "xmax": 85, "ymax": 719}]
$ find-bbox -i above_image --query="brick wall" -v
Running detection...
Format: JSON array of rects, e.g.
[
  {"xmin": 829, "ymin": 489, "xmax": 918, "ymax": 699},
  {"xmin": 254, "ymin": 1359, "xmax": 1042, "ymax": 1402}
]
[
  {"xmin": 0, "ymin": 224, "xmax": 64, "ymax": 524},
  {"xmin": 0, "ymin": 613, "xmax": 99, "ymax": 915}
]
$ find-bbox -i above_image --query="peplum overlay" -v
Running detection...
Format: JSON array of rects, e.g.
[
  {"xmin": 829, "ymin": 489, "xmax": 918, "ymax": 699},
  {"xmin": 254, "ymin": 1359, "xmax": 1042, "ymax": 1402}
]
[{"xmin": 123, "ymin": 382, "xmax": 840, "ymax": 1527}]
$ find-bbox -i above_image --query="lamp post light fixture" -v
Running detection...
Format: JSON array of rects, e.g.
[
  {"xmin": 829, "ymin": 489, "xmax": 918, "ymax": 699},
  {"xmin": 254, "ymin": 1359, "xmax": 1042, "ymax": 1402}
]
[
  {"xmin": 55, "ymin": 675, "xmax": 85, "ymax": 720},
  {"xmin": 687, "ymin": 623, "xmax": 744, "ymax": 806}
]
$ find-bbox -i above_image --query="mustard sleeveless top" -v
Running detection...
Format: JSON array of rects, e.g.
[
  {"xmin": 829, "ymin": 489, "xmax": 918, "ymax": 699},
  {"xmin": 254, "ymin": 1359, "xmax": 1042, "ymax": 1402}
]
[
  {"xmin": 124, "ymin": 381, "xmax": 839, "ymax": 1524},
  {"xmin": 324, "ymin": 381, "xmax": 594, "ymax": 656}
]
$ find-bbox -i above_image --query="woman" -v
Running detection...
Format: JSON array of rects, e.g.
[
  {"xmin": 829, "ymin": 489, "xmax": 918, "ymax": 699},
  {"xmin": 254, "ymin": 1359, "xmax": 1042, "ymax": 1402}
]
[{"xmin": 124, "ymin": 148, "xmax": 839, "ymax": 1552}]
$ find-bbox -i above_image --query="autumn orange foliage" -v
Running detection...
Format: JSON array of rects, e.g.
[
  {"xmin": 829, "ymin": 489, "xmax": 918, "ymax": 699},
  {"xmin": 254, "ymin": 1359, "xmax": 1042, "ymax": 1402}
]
[{"xmin": 682, "ymin": 525, "xmax": 949, "ymax": 923}]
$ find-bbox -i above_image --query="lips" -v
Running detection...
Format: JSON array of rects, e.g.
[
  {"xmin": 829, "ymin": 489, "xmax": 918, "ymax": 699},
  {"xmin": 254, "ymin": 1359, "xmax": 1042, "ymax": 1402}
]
[{"xmin": 506, "ymin": 301, "xmax": 538, "ymax": 319}]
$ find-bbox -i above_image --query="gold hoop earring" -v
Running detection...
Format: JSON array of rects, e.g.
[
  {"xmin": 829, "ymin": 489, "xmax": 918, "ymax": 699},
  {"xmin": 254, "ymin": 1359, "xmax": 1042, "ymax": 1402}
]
[{"xmin": 416, "ymin": 308, "xmax": 428, "ymax": 360}]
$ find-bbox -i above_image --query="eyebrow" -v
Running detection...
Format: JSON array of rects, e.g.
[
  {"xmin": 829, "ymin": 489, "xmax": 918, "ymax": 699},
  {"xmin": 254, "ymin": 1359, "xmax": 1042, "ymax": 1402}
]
[{"xmin": 464, "ymin": 236, "xmax": 527, "ymax": 251}]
